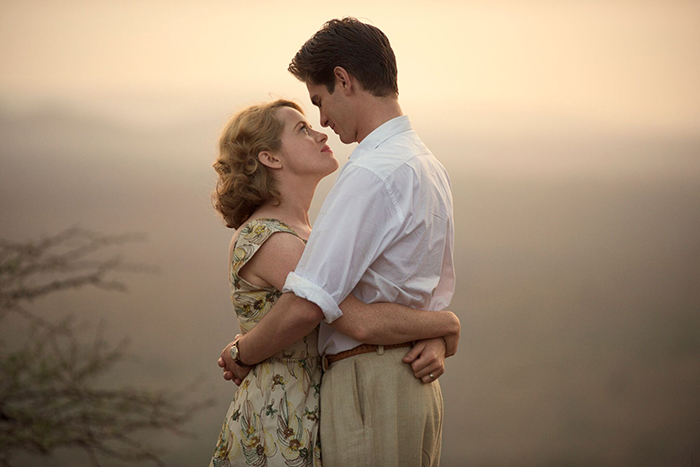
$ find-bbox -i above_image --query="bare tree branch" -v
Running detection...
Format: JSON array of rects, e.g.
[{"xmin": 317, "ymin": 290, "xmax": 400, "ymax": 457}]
[{"xmin": 0, "ymin": 228, "xmax": 213, "ymax": 466}]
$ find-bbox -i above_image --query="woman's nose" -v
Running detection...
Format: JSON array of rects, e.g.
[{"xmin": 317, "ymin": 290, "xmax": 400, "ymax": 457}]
[{"xmin": 316, "ymin": 131, "xmax": 328, "ymax": 143}]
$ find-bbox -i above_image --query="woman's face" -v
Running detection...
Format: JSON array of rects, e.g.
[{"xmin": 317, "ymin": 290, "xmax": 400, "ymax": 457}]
[{"xmin": 275, "ymin": 106, "xmax": 339, "ymax": 179}]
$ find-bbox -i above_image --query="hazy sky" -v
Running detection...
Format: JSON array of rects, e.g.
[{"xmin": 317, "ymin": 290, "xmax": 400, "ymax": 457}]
[{"xmin": 1, "ymin": 0, "xmax": 699, "ymax": 136}]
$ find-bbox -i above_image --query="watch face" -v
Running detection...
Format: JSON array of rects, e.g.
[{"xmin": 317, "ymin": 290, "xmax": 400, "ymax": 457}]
[{"xmin": 230, "ymin": 344, "xmax": 239, "ymax": 361}]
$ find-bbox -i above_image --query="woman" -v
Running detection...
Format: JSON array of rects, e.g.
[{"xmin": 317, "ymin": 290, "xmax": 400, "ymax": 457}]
[{"xmin": 209, "ymin": 99, "xmax": 459, "ymax": 466}]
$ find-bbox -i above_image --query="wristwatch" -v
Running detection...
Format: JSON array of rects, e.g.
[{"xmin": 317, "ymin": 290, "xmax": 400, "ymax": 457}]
[{"xmin": 229, "ymin": 335, "xmax": 252, "ymax": 367}]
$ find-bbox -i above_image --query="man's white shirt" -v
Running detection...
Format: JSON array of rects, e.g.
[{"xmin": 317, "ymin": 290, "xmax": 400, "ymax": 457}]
[{"xmin": 283, "ymin": 115, "xmax": 455, "ymax": 356}]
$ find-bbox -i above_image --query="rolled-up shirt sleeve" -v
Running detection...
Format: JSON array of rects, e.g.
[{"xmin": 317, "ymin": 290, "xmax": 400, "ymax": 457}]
[{"xmin": 282, "ymin": 164, "xmax": 403, "ymax": 323}]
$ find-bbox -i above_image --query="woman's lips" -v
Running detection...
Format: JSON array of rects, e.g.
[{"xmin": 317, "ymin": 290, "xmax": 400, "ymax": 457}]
[{"xmin": 321, "ymin": 145, "xmax": 332, "ymax": 153}]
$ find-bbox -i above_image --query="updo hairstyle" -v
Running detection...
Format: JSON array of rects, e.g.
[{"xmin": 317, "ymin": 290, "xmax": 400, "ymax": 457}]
[{"xmin": 212, "ymin": 99, "xmax": 303, "ymax": 229}]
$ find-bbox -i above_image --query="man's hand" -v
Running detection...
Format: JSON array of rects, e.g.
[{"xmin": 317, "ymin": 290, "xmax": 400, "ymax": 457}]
[
  {"xmin": 402, "ymin": 337, "xmax": 446, "ymax": 384},
  {"xmin": 218, "ymin": 339, "xmax": 251, "ymax": 385}
]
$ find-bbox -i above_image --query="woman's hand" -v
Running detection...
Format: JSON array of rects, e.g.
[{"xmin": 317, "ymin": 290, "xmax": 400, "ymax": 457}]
[
  {"xmin": 443, "ymin": 311, "xmax": 461, "ymax": 357},
  {"xmin": 402, "ymin": 337, "xmax": 446, "ymax": 384},
  {"xmin": 218, "ymin": 339, "xmax": 252, "ymax": 385}
]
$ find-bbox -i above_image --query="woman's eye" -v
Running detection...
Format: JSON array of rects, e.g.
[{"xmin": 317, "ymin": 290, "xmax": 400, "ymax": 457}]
[{"xmin": 301, "ymin": 125, "xmax": 310, "ymax": 135}]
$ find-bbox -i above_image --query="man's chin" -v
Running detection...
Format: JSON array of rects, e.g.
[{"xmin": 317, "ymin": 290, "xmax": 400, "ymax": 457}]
[{"xmin": 338, "ymin": 134, "xmax": 356, "ymax": 145}]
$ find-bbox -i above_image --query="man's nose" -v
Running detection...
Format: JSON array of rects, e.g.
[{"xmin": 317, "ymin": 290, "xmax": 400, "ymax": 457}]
[{"xmin": 319, "ymin": 112, "xmax": 329, "ymax": 127}]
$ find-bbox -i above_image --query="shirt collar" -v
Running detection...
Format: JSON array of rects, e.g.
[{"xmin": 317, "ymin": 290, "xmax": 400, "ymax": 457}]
[{"xmin": 349, "ymin": 115, "xmax": 412, "ymax": 161}]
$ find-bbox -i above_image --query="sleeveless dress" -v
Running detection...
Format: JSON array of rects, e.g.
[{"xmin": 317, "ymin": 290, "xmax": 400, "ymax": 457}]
[{"xmin": 210, "ymin": 218, "xmax": 323, "ymax": 467}]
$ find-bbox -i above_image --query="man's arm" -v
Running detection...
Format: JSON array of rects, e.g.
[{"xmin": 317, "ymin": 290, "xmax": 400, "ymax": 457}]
[
  {"xmin": 219, "ymin": 232, "xmax": 325, "ymax": 374},
  {"xmin": 237, "ymin": 292, "xmax": 323, "ymax": 363},
  {"xmin": 224, "ymin": 229, "xmax": 460, "ymax": 363},
  {"xmin": 224, "ymin": 276, "xmax": 460, "ymax": 371}
]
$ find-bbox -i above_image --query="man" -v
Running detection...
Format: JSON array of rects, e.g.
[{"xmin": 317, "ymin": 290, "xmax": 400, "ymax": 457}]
[{"xmin": 220, "ymin": 18, "xmax": 456, "ymax": 466}]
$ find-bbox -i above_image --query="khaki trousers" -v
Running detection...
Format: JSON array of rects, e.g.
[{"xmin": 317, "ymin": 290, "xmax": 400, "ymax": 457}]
[{"xmin": 319, "ymin": 346, "xmax": 443, "ymax": 467}]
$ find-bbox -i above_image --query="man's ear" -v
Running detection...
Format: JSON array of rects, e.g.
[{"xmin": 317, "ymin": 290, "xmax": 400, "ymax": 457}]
[
  {"xmin": 258, "ymin": 151, "xmax": 282, "ymax": 169},
  {"xmin": 333, "ymin": 66, "xmax": 355, "ymax": 95}
]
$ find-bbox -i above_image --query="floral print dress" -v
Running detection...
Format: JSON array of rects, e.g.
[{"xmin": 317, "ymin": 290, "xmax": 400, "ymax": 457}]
[{"xmin": 210, "ymin": 218, "xmax": 322, "ymax": 467}]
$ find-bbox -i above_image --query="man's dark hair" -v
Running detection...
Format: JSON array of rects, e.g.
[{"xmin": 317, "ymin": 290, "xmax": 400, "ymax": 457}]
[{"xmin": 288, "ymin": 17, "xmax": 399, "ymax": 98}]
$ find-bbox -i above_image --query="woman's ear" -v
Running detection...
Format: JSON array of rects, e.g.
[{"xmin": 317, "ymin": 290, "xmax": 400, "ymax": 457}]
[{"xmin": 258, "ymin": 151, "xmax": 282, "ymax": 169}]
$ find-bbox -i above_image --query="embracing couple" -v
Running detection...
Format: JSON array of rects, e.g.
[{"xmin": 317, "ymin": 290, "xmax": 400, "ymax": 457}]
[{"xmin": 209, "ymin": 18, "xmax": 459, "ymax": 467}]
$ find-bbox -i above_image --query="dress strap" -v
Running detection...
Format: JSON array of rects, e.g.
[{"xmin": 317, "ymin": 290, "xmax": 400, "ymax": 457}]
[{"xmin": 230, "ymin": 218, "xmax": 304, "ymax": 277}]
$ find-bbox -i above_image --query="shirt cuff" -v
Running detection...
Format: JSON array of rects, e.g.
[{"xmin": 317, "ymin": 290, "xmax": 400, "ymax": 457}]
[{"xmin": 282, "ymin": 272, "xmax": 343, "ymax": 324}]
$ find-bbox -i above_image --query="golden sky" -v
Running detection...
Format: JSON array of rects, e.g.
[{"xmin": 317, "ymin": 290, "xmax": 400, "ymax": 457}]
[{"xmin": 1, "ymin": 0, "xmax": 699, "ymax": 134}]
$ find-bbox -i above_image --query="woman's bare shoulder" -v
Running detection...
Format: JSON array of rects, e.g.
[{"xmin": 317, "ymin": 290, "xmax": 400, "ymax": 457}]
[{"xmin": 237, "ymin": 223, "xmax": 306, "ymax": 291}]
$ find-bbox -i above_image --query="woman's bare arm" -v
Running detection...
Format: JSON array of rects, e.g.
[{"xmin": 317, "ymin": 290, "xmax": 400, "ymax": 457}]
[{"xmin": 334, "ymin": 295, "xmax": 460, "ymax": 356}]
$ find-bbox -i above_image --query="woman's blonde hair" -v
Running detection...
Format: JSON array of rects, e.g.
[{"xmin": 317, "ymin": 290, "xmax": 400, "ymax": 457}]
[{"xmin": 212, "ymin": 99, "xmax": 303, "ymax": 229}]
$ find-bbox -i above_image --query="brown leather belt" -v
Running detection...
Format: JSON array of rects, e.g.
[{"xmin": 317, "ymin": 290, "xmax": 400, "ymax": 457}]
[{"xmin": 322, "ymin": 342, "xmax": 413, "ymax": 370}]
